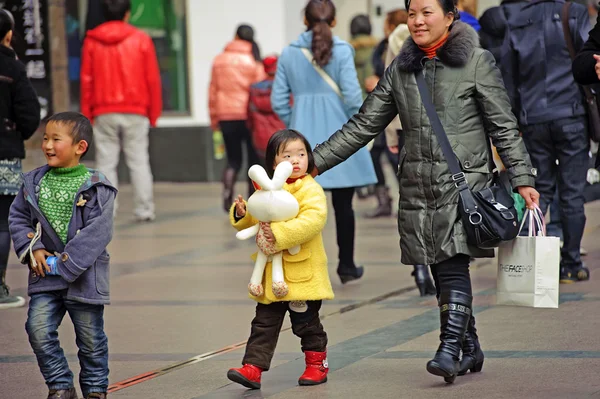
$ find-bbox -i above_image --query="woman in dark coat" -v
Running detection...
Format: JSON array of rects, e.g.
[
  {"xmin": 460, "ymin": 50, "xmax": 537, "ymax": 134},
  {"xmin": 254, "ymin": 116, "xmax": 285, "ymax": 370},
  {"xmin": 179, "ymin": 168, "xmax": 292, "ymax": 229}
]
[
  {"xmin": 311, "ymin": 0, "xmax": 540, "ymax": 383},
  {"xmin": 0, "ymin": 9, "xmax": 41, "ymax": 309}
]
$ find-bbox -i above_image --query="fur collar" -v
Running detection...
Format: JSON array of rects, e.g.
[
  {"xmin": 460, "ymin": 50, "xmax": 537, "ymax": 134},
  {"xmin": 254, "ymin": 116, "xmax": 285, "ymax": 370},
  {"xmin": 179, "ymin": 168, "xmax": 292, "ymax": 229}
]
[{"xmin": 396, "ymin": 22, "xmax": 479, "ymax": 72}]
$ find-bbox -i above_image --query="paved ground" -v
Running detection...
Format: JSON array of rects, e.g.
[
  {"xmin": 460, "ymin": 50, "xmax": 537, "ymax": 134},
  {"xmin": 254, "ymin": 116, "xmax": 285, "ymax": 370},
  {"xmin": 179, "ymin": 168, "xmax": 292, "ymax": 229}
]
[{"xmin": 1, "ymin": 178, "xmax": 600, "ymax": 399}]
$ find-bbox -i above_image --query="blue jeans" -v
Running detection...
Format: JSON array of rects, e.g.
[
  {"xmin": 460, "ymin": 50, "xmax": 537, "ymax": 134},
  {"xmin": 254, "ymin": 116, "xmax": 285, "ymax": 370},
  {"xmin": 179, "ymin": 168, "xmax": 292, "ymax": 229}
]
[
  {"xmin": 25, "ymin": 290, "xmax": 109, "ymax": 397},
  {"xmin": 522, "ymin": 116, "xmax": 589, "ymax": 269}
]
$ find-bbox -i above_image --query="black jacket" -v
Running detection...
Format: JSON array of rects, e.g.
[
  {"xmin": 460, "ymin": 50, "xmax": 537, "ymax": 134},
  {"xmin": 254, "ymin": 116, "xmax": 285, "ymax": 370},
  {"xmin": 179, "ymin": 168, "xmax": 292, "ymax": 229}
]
[
  {"xmin": 0, "ymin": 45, "xmax": 40, "ymax": 160},
  {"xmin": 503, "ymin": 0, "xmax": 590, "ymax": 125},
  {"xmin": 573, "ymin": 20, "xmax": 600, "ymax": 85}
]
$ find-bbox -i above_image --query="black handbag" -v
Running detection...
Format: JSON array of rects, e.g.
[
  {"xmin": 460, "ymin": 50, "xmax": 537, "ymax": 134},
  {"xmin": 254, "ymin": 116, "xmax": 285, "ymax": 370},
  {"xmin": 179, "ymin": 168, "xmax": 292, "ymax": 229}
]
[{"xmin": 414, "ymin": 71, "xmax": 520, "ymax": 249}]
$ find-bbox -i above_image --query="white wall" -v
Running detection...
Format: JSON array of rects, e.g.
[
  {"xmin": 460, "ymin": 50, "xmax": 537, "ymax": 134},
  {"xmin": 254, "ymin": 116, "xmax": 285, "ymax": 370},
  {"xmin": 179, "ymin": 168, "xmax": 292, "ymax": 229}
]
[{"xmin": 159, "ymin": 0, "xmax": 306, "ymax": 127}]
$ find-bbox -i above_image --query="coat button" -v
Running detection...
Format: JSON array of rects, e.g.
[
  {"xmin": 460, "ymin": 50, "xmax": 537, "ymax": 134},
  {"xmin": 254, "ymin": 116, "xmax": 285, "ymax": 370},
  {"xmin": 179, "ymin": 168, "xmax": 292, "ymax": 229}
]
[
  {"xmin": 464, "ymin": 161, "xmax": 471, "ymax": 169},
  {"xmin": 76, "ymin": 229, "xmax": 81, "ymax": 235},
  {"xmin": 27, "ymin": 232, "xmax": 35, "ymax": 239},
  {"xmin": 61, "ymin": 253, "xmax": 69, "ymax": 262}
]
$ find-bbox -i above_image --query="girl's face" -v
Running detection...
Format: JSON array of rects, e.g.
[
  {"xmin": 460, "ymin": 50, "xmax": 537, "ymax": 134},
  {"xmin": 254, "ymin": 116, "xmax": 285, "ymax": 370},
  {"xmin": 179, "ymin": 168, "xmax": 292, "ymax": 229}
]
[
  {"xmin": 274, "ymin": 139, "xmax": 309, "ymax": 179},
  {"xmin": 408, "ymin": 0, "xmax": 453, "ymax": 48}
]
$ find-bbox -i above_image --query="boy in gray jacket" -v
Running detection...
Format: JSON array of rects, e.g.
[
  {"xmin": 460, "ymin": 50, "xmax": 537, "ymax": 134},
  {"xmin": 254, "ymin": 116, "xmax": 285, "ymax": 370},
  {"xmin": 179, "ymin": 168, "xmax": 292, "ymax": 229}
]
[{"xmin": 9, "ymin": 112, "xmax": 117, "ymax": 399}]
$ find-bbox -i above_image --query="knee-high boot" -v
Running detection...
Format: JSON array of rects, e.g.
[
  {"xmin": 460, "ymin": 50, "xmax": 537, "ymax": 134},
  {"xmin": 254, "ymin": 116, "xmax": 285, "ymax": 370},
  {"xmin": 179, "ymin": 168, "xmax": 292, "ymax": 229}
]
[
  {"xmin": 426, "ymin": 290, "xmax": 472, "ymax": 383},
  {"xmin": 458, "ymin": 314, "xmax": 484, "ymax": 375},
  {"xmin": 222, "ymin": 167, "xmax": 237, "ymax": 213}
]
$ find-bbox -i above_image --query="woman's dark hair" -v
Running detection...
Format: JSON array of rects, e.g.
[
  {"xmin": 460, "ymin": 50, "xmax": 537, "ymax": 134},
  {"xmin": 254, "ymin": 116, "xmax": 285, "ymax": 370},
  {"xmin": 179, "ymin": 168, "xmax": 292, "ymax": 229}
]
[
  {"xmin": 404, "ymin": 0, "xmax": 460, "ymax": 20},
  {"xmin": 102, "ymin": 0, "xmax": 132, "ymax": 21},
  {"xmin": 265, "ymin": 129, "xmax": 315, "ymax": 178},
  {"xmin": 305, "ymin": 0, "xmax": 336, "ymax": 67},
  {"xmin": 350, "ymin": 14, "xmax": 371, "ymax": 37},
  {"xmin": 0, "ymin": 9, "xmax": 15, "ymax": 42},
  {"xmin": 236, "ymin": 24, "xmax": 261, "ymax": 61}
]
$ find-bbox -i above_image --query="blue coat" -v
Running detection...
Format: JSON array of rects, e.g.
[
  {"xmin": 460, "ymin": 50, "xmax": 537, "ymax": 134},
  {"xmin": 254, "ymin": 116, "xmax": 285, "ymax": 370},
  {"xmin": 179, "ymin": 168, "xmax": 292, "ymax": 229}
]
[
  {"xmin": 9, "ymin": 166, "xmax": 117, "ymax": 305},
  {"xmin": 272, "ymin": 31, "xmax": 377, "ymax": 189}
]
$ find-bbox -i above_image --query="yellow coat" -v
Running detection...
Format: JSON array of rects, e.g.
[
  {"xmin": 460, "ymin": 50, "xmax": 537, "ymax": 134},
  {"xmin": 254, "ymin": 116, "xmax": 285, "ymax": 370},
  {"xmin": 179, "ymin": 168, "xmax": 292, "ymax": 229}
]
[{"xmin": 230, "ymin": 176, "xmax": 334, "ymax": 304}]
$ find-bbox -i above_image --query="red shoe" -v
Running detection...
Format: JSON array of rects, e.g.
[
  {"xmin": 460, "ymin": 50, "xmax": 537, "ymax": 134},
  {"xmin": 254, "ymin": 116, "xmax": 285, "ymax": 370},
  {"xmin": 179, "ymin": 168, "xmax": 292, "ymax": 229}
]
[
  {"xmin": 227, "ymin": 364, "xmax": 262, "ymax": 389},
  {"xmin": 298, "ymin": 351, "xmax": 329, "ymax": 386}
]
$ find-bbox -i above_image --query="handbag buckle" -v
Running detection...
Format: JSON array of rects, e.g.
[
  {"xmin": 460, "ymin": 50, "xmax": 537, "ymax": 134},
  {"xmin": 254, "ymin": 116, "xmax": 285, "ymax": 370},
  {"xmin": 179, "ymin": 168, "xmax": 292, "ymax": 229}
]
[{"xmin": 452, "ymin": 172, "xmax": 467, "ymax": 188}]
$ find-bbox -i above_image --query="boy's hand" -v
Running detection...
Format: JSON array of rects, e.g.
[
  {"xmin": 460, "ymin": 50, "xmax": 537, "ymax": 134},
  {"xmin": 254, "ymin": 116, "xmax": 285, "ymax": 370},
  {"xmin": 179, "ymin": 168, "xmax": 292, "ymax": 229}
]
[
  {"xmin": 31, "ymin": 249, "xmax": 52, "ymax": 277},
  {"xmin": 235, "ymin": 195, "xmax": 246, "ymax": 217},
  {"xmin": 262, "ymin": 223, "xmax": 275, "ymax": 243}
]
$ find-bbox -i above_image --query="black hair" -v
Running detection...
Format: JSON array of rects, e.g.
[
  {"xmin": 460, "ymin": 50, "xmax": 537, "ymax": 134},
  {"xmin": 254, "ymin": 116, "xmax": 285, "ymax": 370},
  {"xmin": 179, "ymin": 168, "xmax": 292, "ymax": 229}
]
[
  {"xmin": 405, "ymin": 0, "xmax": 460, "ymax": 20},
  {"xmin": 350, "ymin": 14, "xmax": 372, "ymax": 37},
  {"xmin": 236, "ymin": 24, "xmax": 261, "ymax": 61},
  {"xmin": 102, "ymin": 0, "xmax": 131, "ymax": 22},
  {"xmin": 305, "ymin": 0, "xmax": 336, "ymax": 67},
  {"xmin": 46, "ymin": 112, "xmax": 93, "ymax": 156},
  {"xmin": 0, "ymin": 9, "xmax": 15, "ymax": 43},
  {"xmin": 265, "ymin": 129, "xmax": 315, "ymax": 178}
]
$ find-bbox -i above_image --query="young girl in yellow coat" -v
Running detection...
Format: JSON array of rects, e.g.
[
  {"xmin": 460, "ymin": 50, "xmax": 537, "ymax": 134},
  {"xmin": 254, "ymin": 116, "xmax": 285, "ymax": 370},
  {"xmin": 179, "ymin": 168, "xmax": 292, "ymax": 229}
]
[{"xmin": 228, "ymin": 129, "xmax": 334, "ymax": 390}]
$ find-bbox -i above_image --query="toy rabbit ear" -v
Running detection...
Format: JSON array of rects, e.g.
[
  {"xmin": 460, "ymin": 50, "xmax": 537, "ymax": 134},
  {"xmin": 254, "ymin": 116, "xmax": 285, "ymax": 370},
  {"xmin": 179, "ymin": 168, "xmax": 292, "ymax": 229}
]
[
  {"xmin": 248, "ymin": 164, "xmax": 274, "ymax": 191},
  {"xmin": 271, "ymin": 161, "xmax": 293, "ymax": 189}
]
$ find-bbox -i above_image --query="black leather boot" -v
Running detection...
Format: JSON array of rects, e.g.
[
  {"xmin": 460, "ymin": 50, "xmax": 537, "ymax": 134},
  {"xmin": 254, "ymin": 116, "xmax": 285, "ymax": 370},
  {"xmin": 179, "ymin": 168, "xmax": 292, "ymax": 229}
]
[
  {"xmin": 412, "ymin": 265, "xmax": 436, "ymax": 296},
  {"xmin": 222, "ymin": 167, "xmax": 237, "ymax": 213},
  {"xmin": 337, "ymin": 264, "xmax": 364, "ymax": 284},
  {"xmin": 426, "ymin": 290, "xmax": 472, "ymax": 383},
  {"xmin": 458, "ymin": 314, "xmax": 484, "ymax": 376},
  {"xmin": 366, "ymin": 186, "xmax": 392, "ymax": 218}
]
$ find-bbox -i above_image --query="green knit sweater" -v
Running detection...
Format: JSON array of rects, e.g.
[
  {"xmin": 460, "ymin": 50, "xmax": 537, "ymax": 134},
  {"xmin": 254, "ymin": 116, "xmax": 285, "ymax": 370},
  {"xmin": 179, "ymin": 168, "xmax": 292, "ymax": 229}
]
[{"xmin": 39, "ymin": 165, "xmax": 91, "ymax": 244}]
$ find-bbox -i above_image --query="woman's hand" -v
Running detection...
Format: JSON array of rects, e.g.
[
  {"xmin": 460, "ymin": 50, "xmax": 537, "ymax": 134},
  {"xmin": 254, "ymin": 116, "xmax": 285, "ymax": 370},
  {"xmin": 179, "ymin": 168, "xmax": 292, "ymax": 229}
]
[
  {"xmin": 594, "ymin": 54, "xmax": 600, "ymax": 80},
  {"xmin": 388, "ymin": 145, "xmax": 399, "ymax": 154},
  {"xmin": 517, "ymin": 186, "xmax": 540, "ymax": 210},
  {"xmin": 234, "ymin": 195, "xmax": 246, "ymax": 217}
]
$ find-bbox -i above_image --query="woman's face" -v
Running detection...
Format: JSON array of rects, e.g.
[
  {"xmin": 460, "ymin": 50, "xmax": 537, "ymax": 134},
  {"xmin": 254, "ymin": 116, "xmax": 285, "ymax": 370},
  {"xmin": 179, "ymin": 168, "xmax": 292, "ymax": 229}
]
[{"xmin": 408, "ymin": 0, "xmax": 453, "ymax": 47}]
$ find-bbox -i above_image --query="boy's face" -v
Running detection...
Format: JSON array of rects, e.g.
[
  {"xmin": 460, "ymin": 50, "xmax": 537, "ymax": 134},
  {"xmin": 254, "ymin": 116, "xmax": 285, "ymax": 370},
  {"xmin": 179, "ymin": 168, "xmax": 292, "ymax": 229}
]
[{"xmin": 42, "ymin": 122, "xmax": 88, "ymax": 169}]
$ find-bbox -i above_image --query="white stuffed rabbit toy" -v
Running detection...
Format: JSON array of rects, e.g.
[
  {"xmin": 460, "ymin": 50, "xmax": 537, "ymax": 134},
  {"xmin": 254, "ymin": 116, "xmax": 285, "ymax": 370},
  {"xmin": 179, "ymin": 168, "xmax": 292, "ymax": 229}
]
[{"xmin": 236, "ymin": 161, "xmax": 300, "ymax": 298}]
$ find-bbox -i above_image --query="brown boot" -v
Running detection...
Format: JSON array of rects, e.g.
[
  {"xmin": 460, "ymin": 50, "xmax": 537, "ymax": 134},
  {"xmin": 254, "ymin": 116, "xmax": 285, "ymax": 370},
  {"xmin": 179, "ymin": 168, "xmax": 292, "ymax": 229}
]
[
  {"xmin": 222, "ymin": 167, "xmax": 237, "ymax": 213},
  {"xmin": 366, "ymin": 186, "xmax": 392, "ymax": 218},
  {"xmin": 47, "ymin": 388, "xmax": 78, "ymax": 399},
  {"xmin": 86, "ymin": 393, "xmax": 107, "ymax": 399}
]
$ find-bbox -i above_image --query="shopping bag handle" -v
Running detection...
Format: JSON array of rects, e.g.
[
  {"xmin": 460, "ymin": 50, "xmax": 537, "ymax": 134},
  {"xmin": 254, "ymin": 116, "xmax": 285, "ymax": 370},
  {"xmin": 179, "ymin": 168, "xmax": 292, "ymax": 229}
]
[{"xmin": 518, "ymin": 204, "xmax": 546, "ymax": 237}]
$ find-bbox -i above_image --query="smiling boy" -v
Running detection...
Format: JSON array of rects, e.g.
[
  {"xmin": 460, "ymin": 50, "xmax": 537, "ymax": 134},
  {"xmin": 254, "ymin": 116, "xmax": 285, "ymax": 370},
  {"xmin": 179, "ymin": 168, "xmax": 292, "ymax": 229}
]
[{"xmin": 9, "ymin": 112, "xmax": 117, "ymax": 399}]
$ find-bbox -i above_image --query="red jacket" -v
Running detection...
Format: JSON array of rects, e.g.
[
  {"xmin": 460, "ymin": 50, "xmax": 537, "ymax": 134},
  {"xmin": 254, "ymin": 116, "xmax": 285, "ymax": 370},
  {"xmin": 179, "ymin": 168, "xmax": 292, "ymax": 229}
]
[
  {"xmin": 209, "ymin": 40, "xmax": 265, "ymax": 130},
  {"xmin": 80, "ymin": 21, "xmax": 162, "ymax": 127}
]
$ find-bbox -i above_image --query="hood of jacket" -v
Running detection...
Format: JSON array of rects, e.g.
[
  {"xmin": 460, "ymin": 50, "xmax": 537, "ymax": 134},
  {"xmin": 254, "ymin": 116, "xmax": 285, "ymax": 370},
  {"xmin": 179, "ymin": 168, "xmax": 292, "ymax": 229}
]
[
  {"xmin": 86, "ymin": 21, "xmax": 137, "ymax": 44},
  {"xmin": 397, "ymin": 21, "xmax": 479, "ymax": 72},
  {"xmin": 224, "ymin": 39, "xmax": 253, "ymax": 54},
  {"xmin": 388, "ymin": 24, "xmax": 411, "ymax": 57},
  {"xmin": 350, "ymin": 34, "xmax": 379, "ymax": 50},
  {"xmin": 290, "ymin": 30, "xmax": 351, "ymax": 51}
]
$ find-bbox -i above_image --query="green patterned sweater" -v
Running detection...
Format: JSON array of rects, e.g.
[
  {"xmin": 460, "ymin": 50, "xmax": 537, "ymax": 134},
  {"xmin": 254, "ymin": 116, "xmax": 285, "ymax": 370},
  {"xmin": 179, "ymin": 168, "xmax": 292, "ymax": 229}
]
[{"xmin": 39, "ymin": 165, "xmax": 91, "ymax": 243}]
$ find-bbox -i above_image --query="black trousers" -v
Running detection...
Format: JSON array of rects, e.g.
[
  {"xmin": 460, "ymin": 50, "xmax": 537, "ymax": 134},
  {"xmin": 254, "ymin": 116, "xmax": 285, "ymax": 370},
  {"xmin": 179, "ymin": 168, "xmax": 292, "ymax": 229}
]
[
  {"xmin": 430, "ymin": 254, "xmax": 472, "ymax": 298},
  {"xmin": 243, "ymin": 301, "xmax": 327, "ymax": 370},
  {"xmin": 370, "ymin": 133, "xmax": 400, "ymax": 187},
  {"xmin": 220, "ymin": 120, "xmax": 260, "ymax": 172},
  {"xmin": 521, "ymin": 116, "xmax": 589, "ymax": 269},
  {"xmin": 330, "ymin": 187, "xmax": 356, "ymax": 267}
]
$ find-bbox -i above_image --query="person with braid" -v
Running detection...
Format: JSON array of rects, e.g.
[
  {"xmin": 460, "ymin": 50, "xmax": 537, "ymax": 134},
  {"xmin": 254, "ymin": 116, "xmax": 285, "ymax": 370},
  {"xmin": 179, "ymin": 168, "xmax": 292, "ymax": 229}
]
[{"xmin": 272, "ymin": 0, "xmax": 376, "ymax": 285}]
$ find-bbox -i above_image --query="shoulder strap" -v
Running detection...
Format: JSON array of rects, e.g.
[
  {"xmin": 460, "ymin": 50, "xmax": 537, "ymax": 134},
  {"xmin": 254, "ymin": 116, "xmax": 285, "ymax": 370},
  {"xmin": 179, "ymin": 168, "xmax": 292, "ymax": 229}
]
[
  {"xmin": 300, "ymin": 48, "xmax": 343, "ymax": 99},
  {"xmin": 414, "ymin": 71, "xmax": 468, "ymax": 189},
  {"xmin": 561, "ymin": 2, "xmax": 577, "ymax": 60}
]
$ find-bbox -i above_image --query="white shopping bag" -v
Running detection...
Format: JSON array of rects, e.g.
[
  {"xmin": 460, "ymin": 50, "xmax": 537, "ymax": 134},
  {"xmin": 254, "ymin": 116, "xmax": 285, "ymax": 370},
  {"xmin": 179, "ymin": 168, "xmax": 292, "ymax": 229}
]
[{"xmin": 496, "ymin": 205, "xmax": 560, "ymax": 308}]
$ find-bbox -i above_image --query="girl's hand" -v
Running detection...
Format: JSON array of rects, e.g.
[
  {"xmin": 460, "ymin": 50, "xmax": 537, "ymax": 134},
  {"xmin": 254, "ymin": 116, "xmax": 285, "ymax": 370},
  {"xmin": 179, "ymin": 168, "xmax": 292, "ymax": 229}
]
[
  {"xmin": 234, "ymin": 195, "xmax": 246, "ymax": 217},
  {"xmin": 517, "ymin": 186, "xmax": 540, "ymax": 210},
  {"xmin": 262, "ymin": 222, "xmax": 275, "ymax": 243}
]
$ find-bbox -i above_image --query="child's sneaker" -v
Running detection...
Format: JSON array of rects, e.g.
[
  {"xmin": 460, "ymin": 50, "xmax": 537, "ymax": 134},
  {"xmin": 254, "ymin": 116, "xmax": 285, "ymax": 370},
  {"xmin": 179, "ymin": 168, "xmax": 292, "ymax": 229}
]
[
  {"xmin": 227, "ymin": 364, "xmax": 262, "ymax": 389},
  {"xmin": 0, "ymin": 284, "xmax": 25, "ymax": 309},
  {"xmin": 47, "ymin": 388, "xmax": 78, "ymax": 399},
  {"xmin": 298, "ymin": 351, "xmax": 328, "ymax": 386},
  {"xmin": 289, "ymin": 301, "xmax": 308, "ymax": 313}
]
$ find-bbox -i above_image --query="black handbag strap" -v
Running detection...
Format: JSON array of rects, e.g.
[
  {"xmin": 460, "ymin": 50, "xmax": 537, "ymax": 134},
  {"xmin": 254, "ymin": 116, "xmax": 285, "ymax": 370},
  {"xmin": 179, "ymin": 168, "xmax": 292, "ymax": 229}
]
[{"xmin": 414, "ymin": 71, "xmax": 469, "ymax": 191}]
